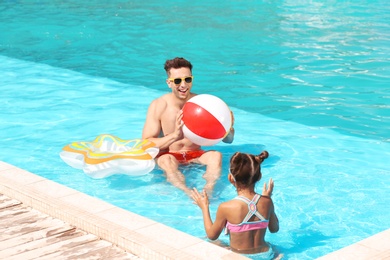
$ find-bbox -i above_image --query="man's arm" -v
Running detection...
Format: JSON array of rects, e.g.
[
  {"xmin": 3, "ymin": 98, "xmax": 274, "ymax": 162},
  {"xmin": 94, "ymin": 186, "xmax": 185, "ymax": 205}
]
[{"xmin": 142, "ymin": 100, "xmax": 183, "ymax": 150}]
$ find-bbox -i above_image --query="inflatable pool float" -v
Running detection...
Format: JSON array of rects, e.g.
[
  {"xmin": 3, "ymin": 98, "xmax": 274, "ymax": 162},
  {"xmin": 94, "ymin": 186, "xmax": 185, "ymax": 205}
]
[{"xmin": 60, "ymin": 134, "xmax": 159, "ymax": 178}]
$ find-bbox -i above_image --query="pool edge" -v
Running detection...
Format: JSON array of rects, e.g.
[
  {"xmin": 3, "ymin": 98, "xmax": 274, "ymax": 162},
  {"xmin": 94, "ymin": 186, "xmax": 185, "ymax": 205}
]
[
  {"xmin": 316, "ymin": 228, "xmax": 390, "ymax": 260},
  {"xmin": 0, "ymin": 161, "xmax": 249, "ymax": 260}
]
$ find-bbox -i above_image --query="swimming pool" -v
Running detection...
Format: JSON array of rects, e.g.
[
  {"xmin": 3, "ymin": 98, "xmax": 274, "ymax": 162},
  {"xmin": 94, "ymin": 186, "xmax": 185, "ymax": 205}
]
[{"xmin": 1, "ymin": 1, "xmax": 389, "ymax": 259}]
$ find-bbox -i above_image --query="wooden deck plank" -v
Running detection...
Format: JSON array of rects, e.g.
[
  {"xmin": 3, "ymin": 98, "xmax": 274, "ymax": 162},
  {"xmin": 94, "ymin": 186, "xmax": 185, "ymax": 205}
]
[
  {"xmin": 0, "ymin": 217, "xmax": 49, "ymax": 234},
  {"xmin": 0, "ymin": 210, "xmax": 57, "ymax": 229},
  {"xmin": 0, "ymin": 206, "xmax": 43, "ymax": 226},
  {"xmin": 0, "ymin": 194, "xmax": 22, "ymax": 209},
  {"xmin": 0, "ymin": 204, "xmax": 33, "ymax": 219},
  {"xmin": 0, "ymin": 223, "xmax": 74, "ymax": 250},
  {"xmin": 6, "ymin": 233, "xmax": 100, "ymax": 260},
  {"xmin": 0, "ymin": 229, "xmax": 97, "ymax": 259},
  {"xmin": 0, "ymin": 193, "xmax": 140, "ymax": 259},
  {"xmin": 0, "ymin": 213, "xmax": 72, "ymax": 241},
  {"xmin": 36, "ymin": 239, "xmax": 139, "ymax": 260}
]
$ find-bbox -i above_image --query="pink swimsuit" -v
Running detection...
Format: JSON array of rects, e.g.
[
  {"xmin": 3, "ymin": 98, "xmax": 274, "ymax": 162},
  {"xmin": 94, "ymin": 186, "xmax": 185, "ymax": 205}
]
[{"xmin": 225, "ymin": 194, "xmax": 269, "ymax": 233}]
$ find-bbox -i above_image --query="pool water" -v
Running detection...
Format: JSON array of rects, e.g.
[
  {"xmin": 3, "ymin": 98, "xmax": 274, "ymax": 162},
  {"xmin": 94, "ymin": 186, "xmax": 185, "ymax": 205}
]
[{"xmin": 1, "ymin": 1, "xmax": 389, "ymax": 259}]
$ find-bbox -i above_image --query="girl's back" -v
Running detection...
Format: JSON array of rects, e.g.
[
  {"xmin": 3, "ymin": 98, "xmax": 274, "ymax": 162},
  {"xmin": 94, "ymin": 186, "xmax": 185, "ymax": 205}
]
[
  {"xmin": 191, "ymin": 150, "xmax": 279, "ymax": 256},
  {"xmin": 222, "ymin": 193, "xmax": 274, "ymax": 254}
]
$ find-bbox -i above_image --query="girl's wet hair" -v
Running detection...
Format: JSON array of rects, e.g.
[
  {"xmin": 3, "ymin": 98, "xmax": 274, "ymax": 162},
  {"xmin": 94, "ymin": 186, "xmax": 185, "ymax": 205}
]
[
  {"xmin": 164, "ymin": 57, "xmax": 193, "ymax": 75},
  {"xmin": 229, "ymin": 151, "xmax": 269, "ymax": 187}
]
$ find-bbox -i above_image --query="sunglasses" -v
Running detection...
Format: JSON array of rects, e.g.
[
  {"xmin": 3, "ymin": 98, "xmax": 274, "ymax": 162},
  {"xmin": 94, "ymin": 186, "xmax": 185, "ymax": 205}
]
[{"xmin": 168, "ymin": 76, "xmax": 193, "ymax": 85}]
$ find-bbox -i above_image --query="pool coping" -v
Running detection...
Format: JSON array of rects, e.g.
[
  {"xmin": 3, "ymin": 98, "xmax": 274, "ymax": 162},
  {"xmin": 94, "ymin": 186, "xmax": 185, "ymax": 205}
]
[
  {"xmin": 0, "ymin": 161, "xmax": 248, "ymax": 260},
  {"xmin": 317, "ymin": 228, "xmax": 390, "ymax": 259},
  {"xmin": 1, "ymin": 160, "xmax": 389, "ymax": 260}
]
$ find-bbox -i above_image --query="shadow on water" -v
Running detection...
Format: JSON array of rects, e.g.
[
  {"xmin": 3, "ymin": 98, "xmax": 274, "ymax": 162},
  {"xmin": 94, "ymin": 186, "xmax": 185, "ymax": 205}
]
[
  {"xmin": 106, "ymin": 168, "xmax": 165, "ymax": 190},
  {"xmin": 276, "ymin": 224, "xmax": 337, "ymax": 258}
]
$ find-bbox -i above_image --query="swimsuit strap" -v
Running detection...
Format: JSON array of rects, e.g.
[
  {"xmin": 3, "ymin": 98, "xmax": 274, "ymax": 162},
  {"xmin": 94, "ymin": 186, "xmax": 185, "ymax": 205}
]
[{"xmin": 234, "ymin": 194, "xmax": 266, "ymax": 222}]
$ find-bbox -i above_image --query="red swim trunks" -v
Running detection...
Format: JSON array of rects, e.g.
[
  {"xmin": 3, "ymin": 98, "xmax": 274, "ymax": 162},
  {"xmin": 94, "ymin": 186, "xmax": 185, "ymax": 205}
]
[{"xmin": 157, "ymin": 150, "xmax": 206, "ymax": 164}]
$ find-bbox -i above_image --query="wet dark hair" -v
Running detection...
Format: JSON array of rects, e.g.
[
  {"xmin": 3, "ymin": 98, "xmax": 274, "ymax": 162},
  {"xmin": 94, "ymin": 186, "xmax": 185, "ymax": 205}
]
[
  {"xmin": 164, "ymin": 57, "xmax": 193, "ymax": 76},
  {"xmin": 229, "ymin": 151, "xmax": 269, "ymax": 188}
]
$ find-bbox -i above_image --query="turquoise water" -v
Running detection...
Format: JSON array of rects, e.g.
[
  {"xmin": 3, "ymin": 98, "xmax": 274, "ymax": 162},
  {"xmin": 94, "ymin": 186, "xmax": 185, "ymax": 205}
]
[{"xmin": 1, "ymin": 1, "xmax": 389, "ymax": 259}]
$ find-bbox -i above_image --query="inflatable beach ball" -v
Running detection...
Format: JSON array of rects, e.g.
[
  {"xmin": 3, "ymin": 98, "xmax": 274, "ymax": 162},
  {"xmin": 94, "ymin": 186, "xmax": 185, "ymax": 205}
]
[{"xmin": 182, "ymin": 94, "xmax": 232, "ymax": 146}]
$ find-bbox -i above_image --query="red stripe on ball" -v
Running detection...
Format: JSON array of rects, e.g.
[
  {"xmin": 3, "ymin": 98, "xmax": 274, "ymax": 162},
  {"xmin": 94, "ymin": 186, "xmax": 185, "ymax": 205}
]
[{"xmin": 182, "ymin": 102, "xmax": 226, "ymax": 139}]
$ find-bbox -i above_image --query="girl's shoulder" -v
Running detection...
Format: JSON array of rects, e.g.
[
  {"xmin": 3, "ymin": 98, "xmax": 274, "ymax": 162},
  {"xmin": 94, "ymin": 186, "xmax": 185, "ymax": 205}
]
[
  {"xmin": 219, "ymin": 198, "xmax": 248, "ymax": 212},
  {"xmin": 219, "ymin": 200, "xmax": 233, "ymax": 207}
]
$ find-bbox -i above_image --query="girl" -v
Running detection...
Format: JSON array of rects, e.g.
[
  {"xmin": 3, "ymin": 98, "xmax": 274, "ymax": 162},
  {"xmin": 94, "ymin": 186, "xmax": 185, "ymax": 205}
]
[{"xmin": 191, "ymin": 151, "xmax": 279, "ymax": 255}]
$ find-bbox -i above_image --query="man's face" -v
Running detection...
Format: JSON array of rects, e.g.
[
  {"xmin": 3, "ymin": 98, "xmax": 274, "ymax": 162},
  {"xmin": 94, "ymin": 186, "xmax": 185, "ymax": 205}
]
[{"xmin": 166, "ymin": 67, "xmax": 193, "ymax": 100}]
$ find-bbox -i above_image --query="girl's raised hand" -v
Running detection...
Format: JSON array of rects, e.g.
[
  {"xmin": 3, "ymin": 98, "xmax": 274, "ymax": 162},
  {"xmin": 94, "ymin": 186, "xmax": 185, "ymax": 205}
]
[
  {"xmin": 262, "ymin": 178, "xmax": 274, "ymax": 197},
  {"xmin": 191, "ymin": 188, "xmax": 209, "ymax": 210}
]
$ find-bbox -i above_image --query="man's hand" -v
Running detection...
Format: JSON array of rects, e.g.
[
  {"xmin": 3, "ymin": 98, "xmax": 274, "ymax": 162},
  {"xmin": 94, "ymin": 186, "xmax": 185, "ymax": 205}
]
[
  {"xmin": 222, "ymin": 110, "xmax": 235, "ymax": 144},
  {"xmin": 173, "ymin": 110, "xmax": 184, "ymax": 140}
]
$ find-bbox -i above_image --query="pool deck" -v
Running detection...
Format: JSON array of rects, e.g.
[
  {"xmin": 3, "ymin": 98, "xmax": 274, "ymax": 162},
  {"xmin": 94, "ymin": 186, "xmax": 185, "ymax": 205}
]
[
  {"xmin": 0, "ymin": 193, "xmax": 140, "ymax": 259},
  {"xmin": 0, "ymin": 161, "xmax": 248, "ymax": 260},
  {"xmin": 0, "ymin": 160, "xmax": 389, "ymax": 260}
]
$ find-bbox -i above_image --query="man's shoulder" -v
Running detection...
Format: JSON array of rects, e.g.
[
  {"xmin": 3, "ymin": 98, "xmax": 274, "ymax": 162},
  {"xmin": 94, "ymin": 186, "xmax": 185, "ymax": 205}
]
[{"xmin": 151, "ymin": 94, "xmax": 169, "ymax": 106}]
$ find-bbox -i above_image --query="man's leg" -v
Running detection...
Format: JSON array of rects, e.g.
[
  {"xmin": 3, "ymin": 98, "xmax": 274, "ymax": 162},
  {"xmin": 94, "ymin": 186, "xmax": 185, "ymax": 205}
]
[
  {"xmin": 156, "ymin": 154, "xmax": 192, "ymax": 195},
  {"xmin": 196, "ymin": 151, "xmax": 222, "ymax": 196}
]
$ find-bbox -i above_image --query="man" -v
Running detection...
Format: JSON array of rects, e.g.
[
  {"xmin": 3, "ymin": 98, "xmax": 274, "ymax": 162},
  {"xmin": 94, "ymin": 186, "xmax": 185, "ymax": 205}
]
[{"xmin": 142, "ymin": 57, "xmax": 234, "ymax": 195}]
